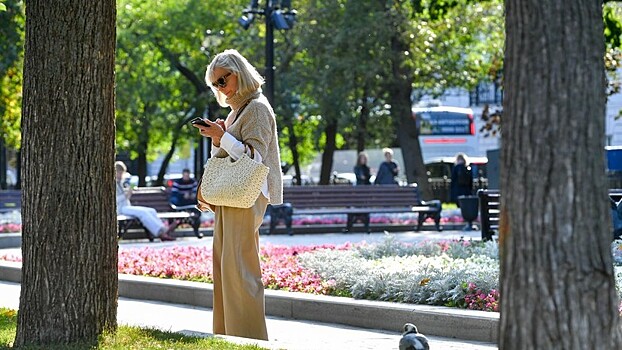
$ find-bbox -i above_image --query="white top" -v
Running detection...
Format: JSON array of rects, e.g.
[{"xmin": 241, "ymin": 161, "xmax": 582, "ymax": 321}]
[
  {"xmin": 115, "ymin": 181, "xmax": 131, "ymax": 214},
  {"xmin": 211, "ymin": 132, "xmax": 270, "ymax": 201}
]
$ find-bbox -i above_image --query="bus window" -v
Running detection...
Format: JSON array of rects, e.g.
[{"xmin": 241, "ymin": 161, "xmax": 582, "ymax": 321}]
[
  {"xmin": 414, "ymin": 110, "xmax": 474, "ymax": 136},
  {"xmin": 412, "ymin": 106, "xmax": 478, "ymax": 162}
]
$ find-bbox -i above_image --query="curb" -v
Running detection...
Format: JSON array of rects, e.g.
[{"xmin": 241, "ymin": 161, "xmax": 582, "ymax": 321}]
[
  {"xmin": 0, "ymin": 233, "xmax": 21, "ymax": 249},
  {"xmin": 0, "ymin": 261, "xmax": 498, "ymax": 343}
]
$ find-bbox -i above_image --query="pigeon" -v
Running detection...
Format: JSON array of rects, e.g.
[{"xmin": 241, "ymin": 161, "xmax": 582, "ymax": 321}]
[{"xmin": 399, "ymin": 323, "xmax": 430, "ymax": 350}]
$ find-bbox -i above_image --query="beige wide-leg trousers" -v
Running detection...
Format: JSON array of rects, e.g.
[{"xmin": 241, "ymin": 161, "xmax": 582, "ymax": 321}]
[{"xmin": 212, "ymin": 194, "xmax": 269, "ymax": 340}]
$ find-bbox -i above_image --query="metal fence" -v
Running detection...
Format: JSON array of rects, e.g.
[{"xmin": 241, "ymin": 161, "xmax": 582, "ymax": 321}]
[{"xmin": 429, "ymin": 177, "xmax": 488, "ymax": 203}]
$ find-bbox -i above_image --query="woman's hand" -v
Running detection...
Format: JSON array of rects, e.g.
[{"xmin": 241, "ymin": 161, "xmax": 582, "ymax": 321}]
[
  {"xmin": 192, "ymin": 118, "xmax": 225, "ymax": 147},
  {"xmin": 215, "ymin": 119, "xmax": 226, "ymax": 131}
]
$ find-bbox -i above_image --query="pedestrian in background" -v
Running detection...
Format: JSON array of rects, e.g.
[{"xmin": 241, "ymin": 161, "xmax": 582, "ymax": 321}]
[
  {"xmin": 374, "ymin": 148, "xmax": 399, "ymax": 185},
  {"xmin": 192, "ymin": 49, "xmax": 282, "ymax": 341},
  {"xmin": 354, "ymin": 151, "xmax": 371, "ymax": 185},
  {"xmin": 450, "ymin": 153, "xmax": 473, "ymax": 206}
]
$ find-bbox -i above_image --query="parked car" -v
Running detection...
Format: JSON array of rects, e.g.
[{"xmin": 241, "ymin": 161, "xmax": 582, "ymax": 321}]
[{"xmin": 282, "ymin": 174, "xmax": 314, "ymax": 186}]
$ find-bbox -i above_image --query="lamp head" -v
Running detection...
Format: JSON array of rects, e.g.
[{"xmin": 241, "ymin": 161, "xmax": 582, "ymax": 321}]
[
  {"xmin": 271, "ymin": 9, "xmax": 289, "ymax": 30},
  {"xmin": 238, "ymin": 13, "xmax": 255, "ymax": 30}
]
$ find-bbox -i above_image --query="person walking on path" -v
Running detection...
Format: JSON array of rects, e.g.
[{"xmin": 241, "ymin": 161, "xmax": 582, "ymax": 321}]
[
  {"xmin": 374, "ymin": 148, "xmax": 399, "ymax": 185},
  {"xmin": 115, "ymin": 161, "xmax": 177, "ymax": 242},
  {"xmin": 354, "ymin": 151, "xmax": 372, "ymax": 186},
  {"xmin": 192, "ymin": 49, "xmax": 283, "ymax": 341}
]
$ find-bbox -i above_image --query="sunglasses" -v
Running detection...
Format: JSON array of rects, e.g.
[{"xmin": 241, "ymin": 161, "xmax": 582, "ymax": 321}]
[{"xmin": 212, "ymin": 72, "xmax": 232, "ymax": 89}]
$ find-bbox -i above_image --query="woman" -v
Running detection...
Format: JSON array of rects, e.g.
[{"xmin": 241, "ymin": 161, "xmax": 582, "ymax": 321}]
[
  {"xmin": 450, "ymin": 153, "xmax": 473, "ymax": 206},
  {"xmin": 353, "ymin": 151, "xmax": 371, "ymax": 185},
  {"xmin": 115, "ymin": 161, "xmax": 177, "ymax": 242},
  {"xmin": 192, "ymin": 49, "xmax": 282, "ymax": 341},
  {"xmin": 374, "ymin": 148, "xmax": 399, "ymax": 185}
]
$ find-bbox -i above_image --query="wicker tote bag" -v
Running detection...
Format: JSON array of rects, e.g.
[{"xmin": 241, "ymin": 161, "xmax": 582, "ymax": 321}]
[{"xmin": 199, "ymin": 144, "xmax": 269, "ymax": 208}]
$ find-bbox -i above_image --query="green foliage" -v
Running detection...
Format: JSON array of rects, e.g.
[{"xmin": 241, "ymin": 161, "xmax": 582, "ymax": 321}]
[
  {"xmin": 410, "ymin": 0, "xmax": 504, "ymax": 95},
  {"xmin": 605, "ymin": 4, "xmax": 622, "ymax": 48},
  {"xmin": 115, "ymin": 0, "xmax": 262, "ymax": 165},
  {"xmin": 278, "ymin": 114, "xmax": 321, "ymax": 166},
  {"xmin": 0, "ymin": 1, "xmax": 24, "ymax": 149}
]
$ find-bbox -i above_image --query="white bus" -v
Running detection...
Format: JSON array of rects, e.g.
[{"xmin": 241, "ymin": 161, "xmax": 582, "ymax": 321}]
[{"xmin": 412, "ymin": 105, "xmax": 480, "ymax": 162}]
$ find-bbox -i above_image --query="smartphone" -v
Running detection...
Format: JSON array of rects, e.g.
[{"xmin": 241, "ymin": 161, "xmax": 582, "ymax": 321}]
[{"xmin": 190, "ymin": 117, "xmax": 210, "ymax": 127}]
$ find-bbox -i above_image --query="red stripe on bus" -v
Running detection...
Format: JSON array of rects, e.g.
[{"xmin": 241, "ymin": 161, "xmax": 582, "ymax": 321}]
[{"xmin": 423, "ymin": 138, "xmax": 468, "ymax": 144}]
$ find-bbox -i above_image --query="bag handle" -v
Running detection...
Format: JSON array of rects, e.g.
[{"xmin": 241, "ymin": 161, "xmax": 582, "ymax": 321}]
[
  {"xmin": 231, "ymin": 99, "xmax": 252, "ymax": 125},
  {"xmin": 244, "ymin": 143, "xmax": 256, "ymax": 159}
]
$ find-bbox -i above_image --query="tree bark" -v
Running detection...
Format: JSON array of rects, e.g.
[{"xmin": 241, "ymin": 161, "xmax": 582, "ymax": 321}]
[
  {"xmin": 284, "ymin": 115, "xmax": 302, "ymax": 186},
  {"xmin": 319, "ymin": 119, "xmax": 338, "ymax": 185},
  {"xmin": 16, "ymin": 0, "xmax": 117, "ymax": 346},
  {"xmin": 356, "ymin": 86, "xmax": 370, "ymax": 154},
  {"xmin": 500, "ymin": 0, "xmax": 622, "ymax": 348},
  {"xmin": 389, "ymin": 35, "xmax": 432, "ymax": 199},
  {"xmin": 137, "ymin": 106, "xmax": 151, "ymax": 187}
]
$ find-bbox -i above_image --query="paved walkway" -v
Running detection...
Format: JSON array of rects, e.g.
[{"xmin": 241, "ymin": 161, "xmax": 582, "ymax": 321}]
[{"xmin": 0, "ymin": 230, "xmax": 498, "ymax": 349}]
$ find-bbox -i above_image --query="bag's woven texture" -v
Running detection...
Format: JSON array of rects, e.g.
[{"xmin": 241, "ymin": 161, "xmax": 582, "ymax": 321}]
[{"xmin": 200, "ymin": 152, "xmax": 269, "ymax": 208}]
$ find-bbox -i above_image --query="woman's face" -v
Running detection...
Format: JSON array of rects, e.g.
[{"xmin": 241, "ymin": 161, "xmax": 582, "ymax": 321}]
[
  {"xmin": 115, "ymin": 168, "xmax": 124, "ymax": 181},
  {"xmin": 211, "ymin": 67, "xmax": 238, "ymax": 98}
]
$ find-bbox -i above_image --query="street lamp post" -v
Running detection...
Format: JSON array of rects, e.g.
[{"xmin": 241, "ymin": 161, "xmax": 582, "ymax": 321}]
[
  {"xmin": 264, "ymin": 4, "xmax": 275, "ymax": 105},
  {"xmin": 238, "ymin": 0, "xmax": 297, "ymax": 106}
]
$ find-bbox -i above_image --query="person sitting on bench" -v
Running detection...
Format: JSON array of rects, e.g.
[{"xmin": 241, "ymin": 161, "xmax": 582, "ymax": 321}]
[
  {"xmin": 115, "ymin": 161, "xmax": 177, "ymax": 242},
  {"xmin": 169, "ymin": 168, "xmax": 198, "ymax": 208}
]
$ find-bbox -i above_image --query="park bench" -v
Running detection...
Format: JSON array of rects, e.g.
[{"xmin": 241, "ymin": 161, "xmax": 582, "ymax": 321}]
[
  {"xmin": 478, "ymin": 189, "xmax": 622, "ymax": 241},
  {"xmin": 0, "ymin": 190, "xmax": 21, "ymax": 213},
  {"xmin": 117, "ymin": 187, "xmax": 202, "ymax": 241},
  {"xmin": 268, "ymin": 185, "xmax": 443, "ymax": 235}
]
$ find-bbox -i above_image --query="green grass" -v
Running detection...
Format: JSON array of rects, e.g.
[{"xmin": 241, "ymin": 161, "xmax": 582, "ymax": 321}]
[
  {"xmin": 441, "ymin": 202, "xmax": 458, "ymax": 210},
  {"xmin": 0, "ymin": 308, "xmax": 266, "ymax": 350}
]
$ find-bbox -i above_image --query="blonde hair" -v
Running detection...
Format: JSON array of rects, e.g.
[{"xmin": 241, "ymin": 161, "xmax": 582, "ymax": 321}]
[
  {"xmin": 115, "ymin": 161, "xmax": 127, "ymax": 173},
  {"xmin": 455, "ymin": 153, "xmax": 468, "ymax": 164},
  {"xmin": 382, "ymin": 148, "xmax": 394, "ymax": 156},
  {"xmin": 206, "ymin": 49, "xmax": 264, "ymax": 107}
]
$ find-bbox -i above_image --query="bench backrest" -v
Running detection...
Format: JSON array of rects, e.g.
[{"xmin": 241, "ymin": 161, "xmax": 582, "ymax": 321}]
[
  {"xmin": 129, "ymin": 187, "xmax": 175, "ymax": 212},
  {"xmin": 478, "ymin": 189, "xmax": 500, "ymax": 239},
  {"xmin": 478, "ymin": 189, "xmax": 622, "ymax": 239},
  {"xmin": 282, "ymin": 185, "xmax": 422, "ymax": 208},
  {"xmin": 0, "ymin": 190, "xmax": 21, "ymax": 212}
]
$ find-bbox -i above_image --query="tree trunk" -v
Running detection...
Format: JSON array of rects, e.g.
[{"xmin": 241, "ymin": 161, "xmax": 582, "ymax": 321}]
[
  {"xmin": 389, "ymin": 35, "xmax": 432, "ymax": 199},
  {"xmin": 500, "ymin": 0, "xmax": 622, "ymax": 348},
  {"xmin": 137, "ymin": 112, "xmax": 150, "ymax": 187},
  {"xmin": 17, "ymin": 0, "xmax": 117, "ymax": 347},
  {"xmin": 0, "ymin": 137, "xmax": 6, "ymax": 190},
  {"xmin": 284, "ymin": 115, "xmax": 302, "ymax": 186},
  {"xmin": 319, "ymin": 119, "xmax": 338, "ymax": 185},
  {"xmin": 155, "ymin": 128, "xmax": 181, "ymax": 187},
  {"xmin": 156, "ymin": 114, "xmax": 194, "ymax": 186},
  {"xmin": 357, "ymin": 86, "xmax": 370, "ymax": 154}
]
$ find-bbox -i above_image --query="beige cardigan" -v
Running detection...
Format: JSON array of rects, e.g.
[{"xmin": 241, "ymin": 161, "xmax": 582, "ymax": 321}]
[{"xmin": 215, "ymin": 93, "xmax": 284, "ymax": 205}]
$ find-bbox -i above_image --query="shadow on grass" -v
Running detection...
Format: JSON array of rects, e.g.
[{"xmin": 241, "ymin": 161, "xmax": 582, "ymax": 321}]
[{"xmin": 1, "ymin": 308, "xmax": 263, "ymax": 350}]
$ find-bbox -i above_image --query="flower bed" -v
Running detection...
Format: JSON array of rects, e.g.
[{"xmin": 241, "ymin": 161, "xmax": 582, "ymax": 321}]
[
  {"xmin": 0, "ymin": 224, "xmax": 20, "ymax": 234},
  {"xmin": 0, "ymin": 207, "xmax": 469, "ymax": 234},
  {"xmin": 4, "ymin": 238, "xmax": 622, "ymax": 313}
]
